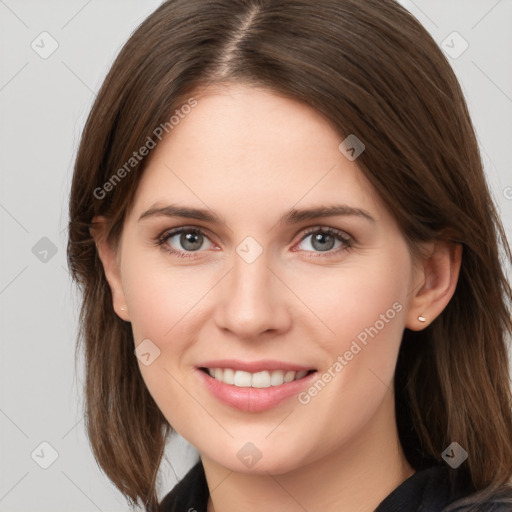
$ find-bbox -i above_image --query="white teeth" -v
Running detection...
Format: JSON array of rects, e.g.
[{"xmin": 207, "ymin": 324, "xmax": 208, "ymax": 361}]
[
  {"xmin": 283, "ymin": 370, "xmax": 295, "ymax": 383},
  {"xmin": 223, "ymin": 368, "xmax": 235, "ymax": 385},
  {"xmin": 234, "ymin": 370, "xmax": 252, "ymax": 387},
  {"xmin": 251, "ymin": 371, "xmax": 271, "ymax": 388},
  {"xmin": 270, "ymin": 370, "xmax": 284, "ymax": 386},
  {"xmin": 206, "ymin": 368, "xmax": 311, "ymax": 387}
]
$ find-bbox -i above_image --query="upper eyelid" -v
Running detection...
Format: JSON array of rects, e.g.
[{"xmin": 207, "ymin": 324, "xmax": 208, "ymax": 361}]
[
  {"xmin": 160, "ymin": 226, "xmax": 216, "ymax": 244},
  {"xmin": 159, "ymin": 225, "xmax": 352, "ymax": 249}
]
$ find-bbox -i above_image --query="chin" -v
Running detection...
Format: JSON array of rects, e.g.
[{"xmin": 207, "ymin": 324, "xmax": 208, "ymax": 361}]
[{"xmin": 207, "ymin": 442, "xmax": 311, "ymax": 475}]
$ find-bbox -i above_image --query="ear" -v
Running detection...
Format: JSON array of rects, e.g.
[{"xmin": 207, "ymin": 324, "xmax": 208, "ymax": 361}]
[
  {"xmin": 405, "ymin": 240, "xmax": 462, "ymax": 331},
  {"xmin": 89, "ymin": 216, "xmax": 130, "ymax": 322}
]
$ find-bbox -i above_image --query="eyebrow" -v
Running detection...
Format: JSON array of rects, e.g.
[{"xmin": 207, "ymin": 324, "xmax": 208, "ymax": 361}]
[{"xmin": 138, "ymin": 203, "xmax": 375, "ymax": 225}]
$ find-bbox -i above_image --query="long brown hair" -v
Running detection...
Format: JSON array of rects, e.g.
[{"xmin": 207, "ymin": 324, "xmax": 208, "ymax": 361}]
[{"xmin": 67, "ymin": 0, "xmax": 512, "ymax": 510}]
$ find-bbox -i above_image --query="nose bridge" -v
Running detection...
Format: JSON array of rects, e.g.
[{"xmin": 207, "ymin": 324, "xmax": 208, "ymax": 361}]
[
  {"xmin": 214, "ymin": 242, "xmax": 290, "ymax": 338},
  {"xmin": 231, "ymin": 249, "xmax": 270, "ymax": 302}
]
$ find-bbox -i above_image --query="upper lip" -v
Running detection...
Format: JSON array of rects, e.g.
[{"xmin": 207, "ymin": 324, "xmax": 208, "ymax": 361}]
[{"xmin": 197, "ymin": 359, "xmax": 316, "ymax": 373}]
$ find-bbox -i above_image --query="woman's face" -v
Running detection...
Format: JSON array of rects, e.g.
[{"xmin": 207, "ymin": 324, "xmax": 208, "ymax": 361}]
[{"xmin": 107, "ymin": 83, "xmax": 422, "ymax": 474}]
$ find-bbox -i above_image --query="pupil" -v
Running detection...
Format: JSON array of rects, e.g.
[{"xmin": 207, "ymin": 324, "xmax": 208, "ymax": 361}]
[
  {"xmin": 181, "ymin": 231, "xmax": 202, "ymax": 251},
  {"xmin": 312, "ymin": 232, "xmax": 334, "ymax": 251}
]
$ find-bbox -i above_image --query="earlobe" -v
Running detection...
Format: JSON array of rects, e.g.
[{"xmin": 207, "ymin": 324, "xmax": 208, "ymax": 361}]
[
  {"xmin": 405, "ymin": 241, "xmax": 462, "ymax": 331},
  {"xmin": 90, "ymin": 217, "xmax": 131, "ymax": 322}
]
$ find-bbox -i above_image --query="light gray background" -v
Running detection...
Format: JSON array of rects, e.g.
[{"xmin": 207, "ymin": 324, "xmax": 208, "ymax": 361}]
[{"xmin": 1, "ymin": 1, "xmax": 511, "ymax": 510}]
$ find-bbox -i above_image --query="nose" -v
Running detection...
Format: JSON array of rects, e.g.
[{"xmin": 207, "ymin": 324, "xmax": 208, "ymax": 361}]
[{"xmin": 213, "ymin": 250, "xmax": 292, "ymax": 340}]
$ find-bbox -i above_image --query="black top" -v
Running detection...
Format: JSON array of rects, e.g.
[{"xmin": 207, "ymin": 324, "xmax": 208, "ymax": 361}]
[{"xmin": 159, "ymin": 460, "xmax": 511, "ymax": 512}]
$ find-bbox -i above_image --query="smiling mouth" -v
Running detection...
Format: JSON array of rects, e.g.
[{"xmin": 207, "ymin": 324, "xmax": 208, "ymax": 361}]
[{"xmin": 200, "ymin": 367, "xmax": 316, "ymax": 388}]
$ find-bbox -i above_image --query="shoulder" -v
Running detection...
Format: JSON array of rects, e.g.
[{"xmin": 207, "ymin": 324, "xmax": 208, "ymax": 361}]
[
  {"xmin": 445, "ymin": 483, "xmax": 512, "ymax": 511},
  {"xmin": 376, "ymin": 464, "xmax": 512, "ymax": 512},
  {"xmin": 158, "ymin": 460, "xmax": 209, "ymax": 512},
  {"xmin": 441, "ymin": 465, "xmax": 512, "ymax": 512}
]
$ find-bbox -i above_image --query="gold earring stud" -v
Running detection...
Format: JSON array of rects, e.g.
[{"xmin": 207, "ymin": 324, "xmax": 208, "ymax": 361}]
[{"xmin": 418, "ymin": 315, "xmax": 426, "ymax": 322}]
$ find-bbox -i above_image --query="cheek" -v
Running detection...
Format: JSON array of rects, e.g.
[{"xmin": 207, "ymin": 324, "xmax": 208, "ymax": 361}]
[
  {"xmin": 290, "ymin": 250, "xmax": 409, "ymax": 352},
  {"xmin": 121, "ymin": 248, "xmax": 209, "ymax": 346},
  {"xmin": 120, "ymin": 254, "xmax": 209, "ymax": 431},
  {"xmin": 291, "ymin": 246, "xmax": 410, "ymax": 416},
  {"xmin": 286, "ymin": 259, "xmax": 408, "ymax": 458}
]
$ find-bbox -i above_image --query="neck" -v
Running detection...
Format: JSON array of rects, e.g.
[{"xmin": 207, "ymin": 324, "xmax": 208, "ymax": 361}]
[{"xmin": 202, "ymin": 393, "xmax": 415, "ymax": 512}]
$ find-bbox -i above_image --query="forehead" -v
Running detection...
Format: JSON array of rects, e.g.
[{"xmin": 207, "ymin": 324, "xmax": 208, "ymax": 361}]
[
  {"xmin": 165, "ymin": 83, "xmax": 343, "ymax": 159},
  {"xmin": 129, "ymin": 83, "xmax": 385, "ymax": 225}
]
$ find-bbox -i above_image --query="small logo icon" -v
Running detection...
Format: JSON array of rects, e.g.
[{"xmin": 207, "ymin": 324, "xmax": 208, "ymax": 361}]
[
  {"xmin": 31, "ymin": 441, "xmax": 59, "ymax": 469},
  {"xmin": 31, "ymin": 31, "xmax": 59, "ymax": 59},
  {"xmin": 441, "ymin": 31, "xmax": 469, "ymax": 59},
  {"xmin": 134, "ymin": 338, "xmax": 161, "ymax": 366},
  {"xmin": 236, "ymin": 236, "xmax": 263, "ymax": 264},
  {"xmin": 338, "ymin": 134, "xmax": 365, "ymax": 161},
  {"xmin": 32, "ymin": 237, "xmax": 58, "ymax": 263},
  {"xmin": 237, "ymin": 442, "xmax": 262, "ymax": 468},
  {"xmin": 441, "ymin": 441, "xmax": 468, "ymax": 468}
]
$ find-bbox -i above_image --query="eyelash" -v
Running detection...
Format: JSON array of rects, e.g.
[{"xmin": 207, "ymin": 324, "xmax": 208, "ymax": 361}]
[{"xmin": 155, "ymin": 226, "xmax": 354, "ymax": 259}]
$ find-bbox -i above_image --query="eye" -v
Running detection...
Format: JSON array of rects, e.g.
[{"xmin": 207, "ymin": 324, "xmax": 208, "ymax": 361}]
[
  {"xmin": 156, "ymin": 227, "xmax": 215, "ymax": 258},
  {"xmin": 295, "ymin": 227, "xmax": 353, "ymax": 256},
  {"xmin": 155, "ymin": 226, "xmax": 353, "ymax": 259}
]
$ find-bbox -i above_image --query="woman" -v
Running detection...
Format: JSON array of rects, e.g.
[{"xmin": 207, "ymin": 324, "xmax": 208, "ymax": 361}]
[{"xmin": 67, "ymin": 0, "xmax": 512, "ymax": 510}]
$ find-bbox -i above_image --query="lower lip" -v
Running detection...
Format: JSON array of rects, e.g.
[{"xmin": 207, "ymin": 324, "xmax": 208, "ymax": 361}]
[{"xmin": 196, "ymin": 369, "xmax": 318, "ymax": 412}]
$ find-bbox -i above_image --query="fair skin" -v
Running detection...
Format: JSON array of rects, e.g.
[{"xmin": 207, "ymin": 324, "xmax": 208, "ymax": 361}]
[{"xmin": 93, "ymin": 83, "xmax": 462, "ymax": 512}]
